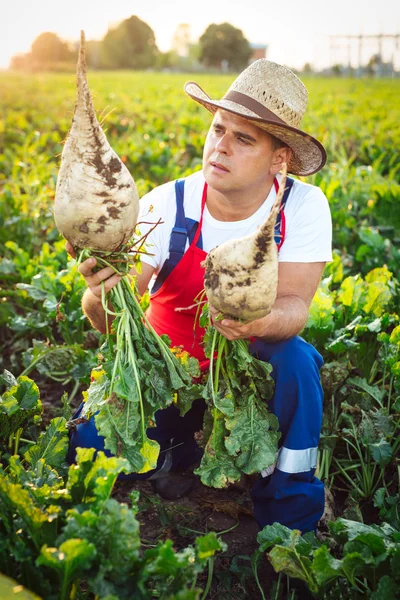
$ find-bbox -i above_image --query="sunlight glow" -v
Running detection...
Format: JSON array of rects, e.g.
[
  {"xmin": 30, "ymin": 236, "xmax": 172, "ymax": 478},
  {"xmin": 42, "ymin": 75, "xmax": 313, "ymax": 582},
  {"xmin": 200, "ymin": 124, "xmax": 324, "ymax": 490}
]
[{"xmin": 1, "ymin": 0, "xmax": 399, "ymax": 69}]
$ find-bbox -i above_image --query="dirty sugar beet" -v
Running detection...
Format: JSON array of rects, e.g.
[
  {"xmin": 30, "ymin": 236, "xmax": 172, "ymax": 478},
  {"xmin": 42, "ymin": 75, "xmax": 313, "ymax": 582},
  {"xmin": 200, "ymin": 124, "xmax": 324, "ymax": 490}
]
[
  {"xmin": 54, "ymin": 31, "xmax": 139, "ymax": 252},
  {"xmin": 53, "ymin": 31, "xmax": 200, "ymax": 475},
  {"xmin": 203, "ymin": 164, "xmax": 287, "ymax": 321}
]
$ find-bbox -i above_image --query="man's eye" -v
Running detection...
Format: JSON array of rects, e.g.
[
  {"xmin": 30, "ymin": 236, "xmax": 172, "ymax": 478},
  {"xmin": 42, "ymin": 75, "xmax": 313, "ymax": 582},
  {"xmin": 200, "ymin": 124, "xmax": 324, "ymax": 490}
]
[{"xmin": 238, "ymin": 137, "xmax": 250, "ymax": 145}]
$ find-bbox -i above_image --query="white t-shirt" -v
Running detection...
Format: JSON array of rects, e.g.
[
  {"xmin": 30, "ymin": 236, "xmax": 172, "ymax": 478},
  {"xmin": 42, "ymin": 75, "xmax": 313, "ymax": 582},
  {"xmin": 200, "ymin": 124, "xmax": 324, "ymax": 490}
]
[{"xmin": 138, "ymin": 170, "xmax": 332, "ymax": 275}]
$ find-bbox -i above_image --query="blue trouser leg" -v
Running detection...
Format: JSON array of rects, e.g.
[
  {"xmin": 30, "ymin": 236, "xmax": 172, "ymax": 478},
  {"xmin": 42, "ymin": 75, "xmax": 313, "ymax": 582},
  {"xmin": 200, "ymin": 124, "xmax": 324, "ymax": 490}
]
[{"xmin": 249, "ymin": 336, "xmax": 325, "ymax": 534}]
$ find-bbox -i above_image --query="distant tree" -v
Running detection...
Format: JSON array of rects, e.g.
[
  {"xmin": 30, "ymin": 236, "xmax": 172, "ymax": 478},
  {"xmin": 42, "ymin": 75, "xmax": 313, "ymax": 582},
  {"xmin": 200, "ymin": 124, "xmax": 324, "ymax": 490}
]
[
  {"xmin": 10, "ymin": 53, "xmax": 32, "ymax": 70},
  {"xmin": 86, "ymin": 41, "xmax": 102, "ymax": 69},
  {"xmin": 100, "ymin": 15, "xmax": 159, "ymax": 69},
  {"xmin": 155, "ymin": 50, "xmax": 180, "ymax": 70},
  {"xmin": 302, "ymin": 62, "xmax": 314, "ymax": 74},
  {"xmin": 188, "ymin": 43, "xmax": 201, "ymax": 63},
  {"xmin": 366, "ymin": 53, "xmax": 382, "ymax": 76},
  {"xmin": 31, "ymin": 32, "xmax": 72, "ymax": 63},
  {"xmin": 199, "ymin": 22, "xmax": 251, "ymax": 70},
  {"xmin": 172, "ymin": 24, "xmax": 192, "ymax": 57}
]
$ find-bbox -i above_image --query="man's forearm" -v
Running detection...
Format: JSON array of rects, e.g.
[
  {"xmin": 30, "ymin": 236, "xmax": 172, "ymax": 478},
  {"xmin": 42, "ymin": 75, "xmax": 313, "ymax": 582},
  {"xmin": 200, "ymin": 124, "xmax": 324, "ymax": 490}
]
[
  {"xmin": 82, "ymin": 288, "xmax": 112, "ymax": 334},
  {"xmin": 258, "ymin": 295, "xmax": 310, "ymax": 342}
]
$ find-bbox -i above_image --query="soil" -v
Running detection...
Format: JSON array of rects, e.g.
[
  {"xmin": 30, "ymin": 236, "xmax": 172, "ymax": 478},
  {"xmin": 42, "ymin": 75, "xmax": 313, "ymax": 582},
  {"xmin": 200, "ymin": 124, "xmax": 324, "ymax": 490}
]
[{"xmin": 112, "ymin": 475, "xmax": 315, "ymax": 600}]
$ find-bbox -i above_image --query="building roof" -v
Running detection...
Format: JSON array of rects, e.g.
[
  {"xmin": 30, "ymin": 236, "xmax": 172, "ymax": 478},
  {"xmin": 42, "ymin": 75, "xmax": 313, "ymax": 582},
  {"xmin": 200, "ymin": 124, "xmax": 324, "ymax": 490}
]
[{"xmin": 250, "ymin": 43, "xmax": 268, "ymax": 50}]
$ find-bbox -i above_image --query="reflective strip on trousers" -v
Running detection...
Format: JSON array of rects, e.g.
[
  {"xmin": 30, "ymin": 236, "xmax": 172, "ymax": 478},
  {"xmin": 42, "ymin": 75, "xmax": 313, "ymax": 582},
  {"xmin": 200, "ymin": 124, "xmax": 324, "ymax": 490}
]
[{"xmin": 261, "ymin": 446, "xmax": 318, "ymax": 477}]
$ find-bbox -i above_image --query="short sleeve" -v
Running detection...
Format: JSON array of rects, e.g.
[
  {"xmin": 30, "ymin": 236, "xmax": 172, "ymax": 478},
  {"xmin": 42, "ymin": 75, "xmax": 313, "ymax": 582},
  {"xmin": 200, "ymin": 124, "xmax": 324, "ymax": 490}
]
[
  {"xmin": 136, "ymin": 183, "xmax": 175, "ymax": 270},
  {"xmin": 278, "ymin": 187, "xmax": 332, "ymax": 263}
]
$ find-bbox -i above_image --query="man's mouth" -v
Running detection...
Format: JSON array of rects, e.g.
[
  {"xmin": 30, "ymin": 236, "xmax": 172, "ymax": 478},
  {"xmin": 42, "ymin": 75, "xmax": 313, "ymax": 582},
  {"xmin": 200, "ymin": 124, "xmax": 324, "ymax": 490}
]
[{"xmin": 210, "ymin": 161, "xmax": 230, "ymax": 172}]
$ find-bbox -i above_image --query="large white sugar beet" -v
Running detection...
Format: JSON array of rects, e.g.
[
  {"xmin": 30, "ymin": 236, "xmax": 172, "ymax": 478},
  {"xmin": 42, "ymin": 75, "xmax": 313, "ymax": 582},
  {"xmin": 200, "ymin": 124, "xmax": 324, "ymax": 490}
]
[
  {"xmin": 54, "ymin": 31, "xmax": 139, "ymax": 252},
  {"xmin": 204, "ymin": 165, "xmax": 287, "ymax": 322}
]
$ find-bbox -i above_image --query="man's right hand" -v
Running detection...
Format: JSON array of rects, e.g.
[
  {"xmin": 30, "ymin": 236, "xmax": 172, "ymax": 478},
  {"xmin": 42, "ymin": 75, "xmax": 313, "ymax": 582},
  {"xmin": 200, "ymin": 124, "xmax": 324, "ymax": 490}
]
[{"xmin": 65, "ymin": 241, "xmax": 122, "ymax": 299}]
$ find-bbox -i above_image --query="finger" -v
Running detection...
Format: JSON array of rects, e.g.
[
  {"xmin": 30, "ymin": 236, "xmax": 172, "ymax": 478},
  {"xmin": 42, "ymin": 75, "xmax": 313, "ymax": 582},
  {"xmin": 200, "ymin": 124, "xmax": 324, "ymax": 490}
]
[
  {"xmin": 85, "ymin": 266, "xmax": 117, "ymax": 287},
  {"xmin": 213, "ymin": 320, "xmax": 237, "ymax": 338},
  {"xmin": 78, "ymin": 257, "xmax": 97, "ymax": 277},
  {"xmin": 214, "ymin": 319, "xmax": 250, "ymax": 339},
  {"xmin": 91, "ymin": 273, "xmax": 123, "ymax": 298},
  {"xmin": 101, "ymin": 273, "xmax": 123, "ymax": 294},
  {"xmin": 220, "ymin": 318, "xmax": 236, "ymax": 327},
  {"xmin": 65, "ymin": 241, "xmax": 76, "ymax": 258}
]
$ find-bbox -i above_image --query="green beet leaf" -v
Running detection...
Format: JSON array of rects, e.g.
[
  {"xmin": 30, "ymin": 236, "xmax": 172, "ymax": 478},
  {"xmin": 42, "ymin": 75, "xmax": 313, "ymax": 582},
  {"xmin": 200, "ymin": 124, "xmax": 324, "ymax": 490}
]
[
  {"xmin": 37, "ymin": 538, "xmax": 96, "ymax": 600},
  {"xmin": 94, "ymin": 399, "xmax": 148, "ymax": 473},
  {"xmin": 67, "ymin": 448, "xmax": 130, "ymax": 508},
  {"xmin": 330, "ymin": 518, "xmax": 394, "ymax": 553},
  {"xmin": 347, "ymin": 376, "xmax": 386, "ymax": 407},
  {"xmin": 0, "ymin": 573, "xmax": 41, "ymax": 600},
  {"xmin": 195, "ymin": 532, "xmax": 226, "ymax": 561},
  {"xmin": 81, "ymin": 370, "xmax": 110, "ymax": 416},
  {"xmin": 391, "ymin": 548, "xmax": 400, "ymax": 575},
  {"xmin": 143, "ymin": 539, "xmax": 190, "ymax": 577},
  {"xmin": 195, "ymin": 408, "xmax": 241, "ymax": 488},
  {"xmin": 225, "ymin": 395, "xmax": 280, "ymax": 474},
  {"xmin": 199, "ymin": 326, "xmax": 278, "ymax": 487},
  {"xmin": 337, "ymin": 275, "xmax": 365, "ymax": 314},
  {"xmin": 61, "ymin": 498, "xmax": 140, "ymax": 583},
  {"xmin": 7, "ymin": 456, "xmax": 65, "ymax": 506},
  {"xmin": 363, "ymin": 280, "xmax": 393, "ymax": 317},
  {"xmin": 368, "ymin": 439, "xmax": 392, "ymax": 467},
  {"xmin": 24, "ymin": 417, "xmax": 69, "ymax": 471},
  {"xmin": 0, "ymin": 370, "xmax": 17, "ymax": 388},
  {"xmin": 307, "ymin": 284, "xmax": 335, "ymax": 332},
  {"xmin": 311, "ymin": 544, "xmax": 344, "ymax": 585},
  {"xmin": 0, "ymin": 472, "xmax": 60, "ymax": 550},
  {"xmin": 0, "ymin": 375, "xmax": 42, "ymax": 442},
  {"xmin": 268, "ymin": 544, "xmax": 318, "ymax": 593},
  {"xmin": 370, "ymin": 575, "xmax": 398, "ymax": 600},
  {"xmin": 257, "ymin": 522, "xmax": 293, "ymax": 551},
  {"xmin": 340, "ymin": 551, "xmax": 372, "ymax": 586}
]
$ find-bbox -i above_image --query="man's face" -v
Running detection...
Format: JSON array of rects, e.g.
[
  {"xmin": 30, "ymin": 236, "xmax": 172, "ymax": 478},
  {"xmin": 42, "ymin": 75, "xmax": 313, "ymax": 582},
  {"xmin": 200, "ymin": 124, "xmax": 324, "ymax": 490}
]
[{"xmin": 202, "ymin": 109, "xmax": 277, "ymax": 196}]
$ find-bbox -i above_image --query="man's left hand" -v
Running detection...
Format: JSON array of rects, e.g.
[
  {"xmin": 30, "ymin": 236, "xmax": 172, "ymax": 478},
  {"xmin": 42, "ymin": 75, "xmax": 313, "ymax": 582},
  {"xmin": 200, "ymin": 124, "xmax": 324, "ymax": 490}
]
[{"xmin": 209, "ymin": 305, "xmax": 269, "ymax": 340}]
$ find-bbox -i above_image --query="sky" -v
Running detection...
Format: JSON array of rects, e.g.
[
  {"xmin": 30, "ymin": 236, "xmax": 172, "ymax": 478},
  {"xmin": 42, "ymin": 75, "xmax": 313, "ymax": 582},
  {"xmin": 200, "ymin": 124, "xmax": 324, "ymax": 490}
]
[{"xmin": 1, "ymin": 0, "xmax": 399, "ymax": 70}]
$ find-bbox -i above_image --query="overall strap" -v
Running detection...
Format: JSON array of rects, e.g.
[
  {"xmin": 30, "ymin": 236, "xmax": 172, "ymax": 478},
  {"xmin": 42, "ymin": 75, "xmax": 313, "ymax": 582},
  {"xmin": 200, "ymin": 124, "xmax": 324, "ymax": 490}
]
[
  {"xmin": 192, "ymin": 183, "xmax": 207, "ymax": 246},
  {"xmin": 151, "ymin": 179, "xmax": 204, "ymax": 294},
  {"xmin": 168, "ymin": 179, "xmax": 188, "ymax": 265},
  {"xmin": 274, "ymin": 176, "xmax": 294, "ymax": 250}
]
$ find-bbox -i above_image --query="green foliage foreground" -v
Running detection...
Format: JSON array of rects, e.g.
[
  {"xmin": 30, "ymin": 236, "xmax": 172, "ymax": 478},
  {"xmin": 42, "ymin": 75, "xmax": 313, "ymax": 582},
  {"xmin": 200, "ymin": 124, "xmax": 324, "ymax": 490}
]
[
  {"xmin": 0, "ymin": 372, "xmax": 224, "ymax": 599},
  {"xmin": 0, "ymin": 71, "xmax": 399, "ymax": 598}
]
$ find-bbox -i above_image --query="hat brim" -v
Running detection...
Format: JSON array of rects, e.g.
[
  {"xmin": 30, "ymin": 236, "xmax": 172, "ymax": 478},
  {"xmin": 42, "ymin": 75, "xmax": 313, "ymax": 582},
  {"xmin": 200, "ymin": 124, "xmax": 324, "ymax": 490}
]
[{"xmin": 184, "ymin": 81, "xmax": 327, "ymax": 177}]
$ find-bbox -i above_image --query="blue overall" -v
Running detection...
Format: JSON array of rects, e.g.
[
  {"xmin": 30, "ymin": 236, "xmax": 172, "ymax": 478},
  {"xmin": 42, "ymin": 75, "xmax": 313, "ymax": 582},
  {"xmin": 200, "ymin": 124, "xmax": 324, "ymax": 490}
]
[{"xmin": 68, "ymin": 177, "xmax": 325, "ymax": 534}]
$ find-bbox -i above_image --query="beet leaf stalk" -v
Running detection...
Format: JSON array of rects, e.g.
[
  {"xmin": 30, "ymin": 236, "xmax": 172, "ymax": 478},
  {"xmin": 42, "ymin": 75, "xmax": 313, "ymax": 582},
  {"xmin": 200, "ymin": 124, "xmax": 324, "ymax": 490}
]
[
  {"xmin": 196, "ymin": 306, "xmax": 281, "ymax": 487},
  {"xmin": 77, "ymin": 247, "xmax": 202, "ymax": 474}
]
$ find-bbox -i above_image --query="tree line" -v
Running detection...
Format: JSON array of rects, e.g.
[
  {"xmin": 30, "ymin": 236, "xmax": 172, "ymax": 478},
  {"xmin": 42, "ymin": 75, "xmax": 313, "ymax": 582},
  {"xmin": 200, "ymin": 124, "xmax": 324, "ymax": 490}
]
[{"xmin": 10, "ymin": 16, "xmax": 253, "ymax": 72}]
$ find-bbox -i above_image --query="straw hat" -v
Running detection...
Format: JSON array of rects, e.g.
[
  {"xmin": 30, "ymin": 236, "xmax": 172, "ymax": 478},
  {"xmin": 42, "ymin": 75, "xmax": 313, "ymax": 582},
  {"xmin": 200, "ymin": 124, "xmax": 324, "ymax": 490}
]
[{"xmin": 184, "ymin": 60, "xmax": 326, "ymax": 176}]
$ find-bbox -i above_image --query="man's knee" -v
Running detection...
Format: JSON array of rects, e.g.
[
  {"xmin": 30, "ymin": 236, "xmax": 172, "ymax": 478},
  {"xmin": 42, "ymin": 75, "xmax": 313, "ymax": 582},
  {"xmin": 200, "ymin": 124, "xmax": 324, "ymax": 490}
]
[{"xmin": 251, "ymin": 336, "xmax": 323, "ymax": 379}]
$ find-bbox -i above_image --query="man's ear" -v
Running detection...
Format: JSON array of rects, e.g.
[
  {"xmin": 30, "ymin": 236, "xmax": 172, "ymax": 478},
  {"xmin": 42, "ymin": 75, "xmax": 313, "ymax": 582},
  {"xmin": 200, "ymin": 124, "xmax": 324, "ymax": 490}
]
[{"xmin": 270, "ymin": 147, "xmax": 293, "ymax": 175}]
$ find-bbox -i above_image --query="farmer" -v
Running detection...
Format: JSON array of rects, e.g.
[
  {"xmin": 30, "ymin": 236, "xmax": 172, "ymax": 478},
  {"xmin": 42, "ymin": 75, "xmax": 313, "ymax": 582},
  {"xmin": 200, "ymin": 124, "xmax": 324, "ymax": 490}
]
[{"xmin": 68, "ymin": 60, "xmax": 332, "ymax": 535}]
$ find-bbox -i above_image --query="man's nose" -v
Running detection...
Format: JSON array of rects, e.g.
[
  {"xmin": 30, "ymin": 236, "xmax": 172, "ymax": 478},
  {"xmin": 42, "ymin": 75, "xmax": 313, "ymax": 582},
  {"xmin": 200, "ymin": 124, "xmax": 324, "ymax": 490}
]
[{"xmin": 215, "ymin": 134, "xmax": 230, "ymax": 154}]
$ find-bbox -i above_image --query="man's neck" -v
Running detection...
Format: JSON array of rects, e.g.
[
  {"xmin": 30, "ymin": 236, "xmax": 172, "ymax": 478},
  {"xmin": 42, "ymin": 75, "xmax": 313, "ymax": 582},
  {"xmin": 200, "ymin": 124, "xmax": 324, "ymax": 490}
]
[{"xmin": 206, "ymin": 179, "xmax": 275, "ymax": 222}]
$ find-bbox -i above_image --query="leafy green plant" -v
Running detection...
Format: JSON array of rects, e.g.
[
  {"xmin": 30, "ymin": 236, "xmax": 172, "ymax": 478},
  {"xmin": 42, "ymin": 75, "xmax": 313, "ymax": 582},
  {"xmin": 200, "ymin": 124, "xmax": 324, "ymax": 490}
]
[
  {"xmin": 0, "ymin": 373, "xmax": 226, "ymax": 599},
  {"xmin": 194, "ymin": 305, "xmax": 279, "ymax": 488},
  {"xmin": 256, "ymin": 519, "xmax": 400, "ymax": 599}
]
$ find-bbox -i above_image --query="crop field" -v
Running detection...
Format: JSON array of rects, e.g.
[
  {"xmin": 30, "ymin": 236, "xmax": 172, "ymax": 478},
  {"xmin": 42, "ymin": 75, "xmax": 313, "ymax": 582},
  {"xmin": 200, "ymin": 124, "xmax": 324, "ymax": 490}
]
[{"xmin": 0, "ymin": 70, "xmax": 400, "ymax": 599}]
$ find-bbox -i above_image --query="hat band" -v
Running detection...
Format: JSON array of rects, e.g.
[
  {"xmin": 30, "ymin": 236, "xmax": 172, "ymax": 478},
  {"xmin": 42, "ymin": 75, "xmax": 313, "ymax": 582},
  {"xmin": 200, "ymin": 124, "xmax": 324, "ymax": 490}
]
[{"xmin": 223, "ymin": 90, "xmax": 286, "ymax": 126}]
